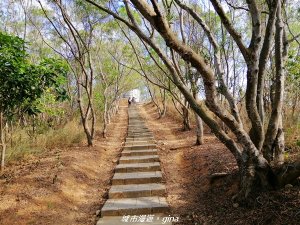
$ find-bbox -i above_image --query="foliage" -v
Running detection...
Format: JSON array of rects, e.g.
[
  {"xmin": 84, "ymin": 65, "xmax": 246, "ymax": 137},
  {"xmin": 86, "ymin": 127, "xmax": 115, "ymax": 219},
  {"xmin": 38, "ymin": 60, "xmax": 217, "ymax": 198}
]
[
  {"xmin": 0, "ymin": 32, "xmax": 69, "ymax": 116},
  {"xmin": 286, "ymin": 54, "xmax": 300, "ymax": 89}
]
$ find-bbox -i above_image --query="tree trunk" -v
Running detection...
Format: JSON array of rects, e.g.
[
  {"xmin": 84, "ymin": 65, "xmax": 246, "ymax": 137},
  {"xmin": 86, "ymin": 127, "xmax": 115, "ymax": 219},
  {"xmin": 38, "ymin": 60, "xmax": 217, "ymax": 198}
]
[
  {"xmin": 274, "ymin": 114, "xmax": 284, "ymax": 165},
  {"xmin": 103, "ymin": 92, "xmax": 108, "ymax": 138},
  {"xmin": 235, "ymin": 154, "xmax": 273, "ymax": 201},
  {"xmin": 0, "ymin": 112, "xmax": 7, "ymax": 173},
  {"xmin": 84, "ymin": 120, "xmax": 93, "ymax": 146},
  {"xmin": 192, "ymin": 86, "xmax": 203, "ymax": 145},
  {"xmin": 263, "ymin": 2, "xmax": 287, "ymax": 163},
  {"xmin": 182, "ymin": 102, "xmax": 191, "ymax": 131},
  {"xmin": 291, "ymin": 93, "xmax": 298, "ymax": 117},
  {"xmin": 107, "ymin": 111, "xmax": 111, "ymax": 124},
  {"xmin": 159, "ymin": 89, "xmax": 167, "ymax": 118},
  {"xmin": 77, "ymin": 78, "xmax": 93, "ymax": 146},
  {"xmin": 194, "ymin": 112, "xmax": 203, "ymax": 145}
]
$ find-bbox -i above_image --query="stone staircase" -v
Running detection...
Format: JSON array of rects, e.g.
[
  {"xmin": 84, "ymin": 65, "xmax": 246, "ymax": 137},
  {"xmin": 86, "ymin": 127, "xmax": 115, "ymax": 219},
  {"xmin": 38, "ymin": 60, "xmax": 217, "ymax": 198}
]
[{"xmin": 97, "ymin": 105, "xmax": 170, "ymax": 225}]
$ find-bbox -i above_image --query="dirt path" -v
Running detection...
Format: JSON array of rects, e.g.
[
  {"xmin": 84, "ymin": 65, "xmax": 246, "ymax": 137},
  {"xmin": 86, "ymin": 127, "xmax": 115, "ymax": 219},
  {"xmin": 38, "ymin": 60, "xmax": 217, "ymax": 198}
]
[
  {"xmin": 0, "ymin": 102, "xmax": 128, "ymax": 225},
  {"xmin": 140, "ymin": 103, "xmax": 300, "ymax": 225}
]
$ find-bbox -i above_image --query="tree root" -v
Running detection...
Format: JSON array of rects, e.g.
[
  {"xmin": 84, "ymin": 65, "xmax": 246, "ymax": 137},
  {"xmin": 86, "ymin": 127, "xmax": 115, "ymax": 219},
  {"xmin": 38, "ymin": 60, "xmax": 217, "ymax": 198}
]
[{"xmin": 276, "ymin": 159, "xmax": 300, "ymax": 187}]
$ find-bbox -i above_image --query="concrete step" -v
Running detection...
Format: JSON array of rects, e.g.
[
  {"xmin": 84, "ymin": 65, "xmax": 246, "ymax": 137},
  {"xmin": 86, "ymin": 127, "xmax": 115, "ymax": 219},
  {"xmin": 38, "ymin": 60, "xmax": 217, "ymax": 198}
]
[
  {"xmin": 127, "ymin": 133, "xmax": 153, "ymax": 137},
  {"xmin": 127, "ymin": 130, "xmax": 150, "ymax": 134},
  {"xmin": 127, "ymin": 132, "xmax": 151, "ymax": 136},
  {"xmin": 109, "ymin": 183, "xmax": 166, "ymax": 198},
  {"xmin": 112, "ymin": 171, "xmax": 162, "ymax": 185},
  {"xmin": 128, "ymin": 125, "xmax": 148, "ymax": 127},
  {"xmin": 128, "ymin": 124, "xmax": 145, "ymax": 127},
  {"xmin": 122, "ymin": 149, "xmax": 157, "ymax": 156},
  {"xmin": 126, "ymin": 137, "xmax": 154, "ymax": 142},
  {"xmin": 127, "ymin": 132, "xmax": 152, "ymax": 136},
  {"xmin": 126, "ymin": 130, "xmax": 151, "ymax": 133},
  {"xmin": 119, "ymin": 155, "xmax": 159, "ymax": 164},
  {"xmin": 128, "ymin": 125, "xmax": 147, "ymax": 128},
  {"xmin": 128, "ymin": 122, "xmax": 145, "ymax": 125},
  {"xmin": 127, "ymin": 125, "xmax": 148, "ymax": 128},
  {"xmin": 101, "ymin": 196, "xmax": 169, "ymax": 216},
  {"xmin": 128, "ymin": 126, "xmax": 149, "ymax": 129},
  {"xmin": 124, "ymin": 144, "xmax": 156, "ymax": 150},
  {"xmin": 127, "ymin": 130, "xmax": 149, "ymax": 133},
  {"xmin": 125, "ymin": 140, "xmax": 155, "ymax": 145},
  {"xmin": 115, "ymin": 162, "xmax": 161, "ymax": 173},
  {"xmin": 127, "ymin": 129, "xmax": 150, "ymax": 131},
  {"xmin": 128, "ymin": 126, "xmax": 148, "ymax": 129},
  {"xmin": 97, "ymin": 214, "xmax": 173, "ymax": 225}
]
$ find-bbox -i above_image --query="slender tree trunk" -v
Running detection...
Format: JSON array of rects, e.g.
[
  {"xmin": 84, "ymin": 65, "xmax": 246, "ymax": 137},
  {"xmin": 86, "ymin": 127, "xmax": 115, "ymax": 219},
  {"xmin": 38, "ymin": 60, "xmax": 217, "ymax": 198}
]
[
  {"xmin": 103, "ymin": 89, "xmax": 108, "ymax": 138},
  {"xmin": 32, "ymin": 115, "xmax": 36, "ymax": 141},
  {"xmin": 40, "ymin": 0, "xmax": 96, "ymax": 146},
  {"xmin": 147, "ymin": 83, "xmax": 162, "ymax": 117},
  {"xmin": 10, "ymin": 121, "xmax": 13, "ymax": 148},
  {"xmin": 192, "ymin": 84, "xmax": 204, "ymax": 145},
  {"xmin": 182, "ymin": 102, "xmax": 191, "ymax": 131},
  {"xmin": 107, "ymin": 110, "xmax": 111, "ymax": 125},
  {"xmin": 77, "ymin": 76, "xmax": 93, "ymax": 146},
  {"xmin": 263, "ymin": 3, "xmax": 287, "ymax": 162},
  {"xmin": 291, "ymin": 94, "xmax": 298, "ymax": 117},
  {"xmin": 159, "ymin": 89, "xmax": 167, "ymax": 118},
  {"xmin": 83, "ymin": 118, "xmax": 93, "ymax": 146},
  {"xmin": 274, "ymin": 114, "xmax": 284, "ymax": 165},
  {"xmin": 0, "ymin": 112, "xmax": 7, "ymax": 173},
  {"xmin": 194, "ymin": 112, "xmax": 203, "ymax": 145}
]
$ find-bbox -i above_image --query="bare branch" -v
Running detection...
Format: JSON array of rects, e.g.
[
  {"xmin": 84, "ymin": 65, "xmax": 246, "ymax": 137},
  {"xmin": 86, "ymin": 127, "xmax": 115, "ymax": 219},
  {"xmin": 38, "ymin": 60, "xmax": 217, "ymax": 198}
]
[
  {"xmin": 174, "ymin": 0, "xmax": 242, "ymax": 125},
  {"xmin": 210, "ymin": 0, "xmax": 249, "ymax": 59}
]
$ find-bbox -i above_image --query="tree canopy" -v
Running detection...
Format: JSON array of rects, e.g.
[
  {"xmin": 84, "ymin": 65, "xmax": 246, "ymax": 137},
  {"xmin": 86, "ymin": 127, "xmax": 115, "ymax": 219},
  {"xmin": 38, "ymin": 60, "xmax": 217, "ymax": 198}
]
[{"xmin": 0, "ymin": 32, "xmax": 68, "ymax": 116}]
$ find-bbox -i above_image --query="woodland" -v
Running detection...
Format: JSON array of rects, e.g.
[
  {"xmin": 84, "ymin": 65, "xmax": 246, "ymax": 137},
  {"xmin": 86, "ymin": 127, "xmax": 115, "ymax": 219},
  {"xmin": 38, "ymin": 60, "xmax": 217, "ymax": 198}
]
[{"xmin": 0, "ymin": 0, "xmax": 300, "ymax": 224}]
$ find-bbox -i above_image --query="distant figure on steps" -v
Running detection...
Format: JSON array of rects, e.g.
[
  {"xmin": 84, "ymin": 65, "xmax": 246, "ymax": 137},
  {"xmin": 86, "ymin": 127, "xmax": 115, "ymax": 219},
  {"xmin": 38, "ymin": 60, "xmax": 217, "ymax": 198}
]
[
  {"xmin": 132, "ymin": 96, "xmax": 136, "ymax": 104},
  {"xmin": 128, "ymin": 97, "xmax": 132, "ymax": 106}
]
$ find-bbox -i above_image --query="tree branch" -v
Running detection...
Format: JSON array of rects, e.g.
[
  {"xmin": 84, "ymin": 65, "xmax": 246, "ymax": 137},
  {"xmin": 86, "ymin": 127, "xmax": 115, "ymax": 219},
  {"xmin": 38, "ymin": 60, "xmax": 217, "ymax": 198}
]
[{"xmin": 210, "ymin": 0, "xmax": 249, "ymax": 59}]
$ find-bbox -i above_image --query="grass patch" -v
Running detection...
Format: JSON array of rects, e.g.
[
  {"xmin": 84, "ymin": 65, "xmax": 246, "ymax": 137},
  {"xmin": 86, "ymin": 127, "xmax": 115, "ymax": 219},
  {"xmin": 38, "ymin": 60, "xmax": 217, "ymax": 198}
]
[{"xmin": 6, "ymin": 120, "xmax": 85, "ymax": 163}]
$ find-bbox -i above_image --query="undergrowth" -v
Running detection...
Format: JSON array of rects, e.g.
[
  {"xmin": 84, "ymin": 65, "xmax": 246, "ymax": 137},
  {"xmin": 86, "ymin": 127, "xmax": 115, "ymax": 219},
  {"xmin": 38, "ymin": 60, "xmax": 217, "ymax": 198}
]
[
  {"xmin": 6, "ymin": 120, "xmax": 85, "ymax": 162},
  {"xmin": 284, "ymin": 119, "xmax": 300, "ymax": 161}
]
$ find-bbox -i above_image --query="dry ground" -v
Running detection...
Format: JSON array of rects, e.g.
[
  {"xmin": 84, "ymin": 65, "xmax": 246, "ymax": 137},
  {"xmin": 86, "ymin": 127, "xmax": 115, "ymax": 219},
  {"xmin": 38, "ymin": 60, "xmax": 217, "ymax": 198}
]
[
  {"xmin": 140, "ymin": 103, "xmax": 300, "ymax": 225},
  {"xmin": 0, "ymin": 103, "xmax": 128, "ymax": 225},
  {"xmin": 1, "ymin": 101, "xmax": 299, "ymax": 225}
]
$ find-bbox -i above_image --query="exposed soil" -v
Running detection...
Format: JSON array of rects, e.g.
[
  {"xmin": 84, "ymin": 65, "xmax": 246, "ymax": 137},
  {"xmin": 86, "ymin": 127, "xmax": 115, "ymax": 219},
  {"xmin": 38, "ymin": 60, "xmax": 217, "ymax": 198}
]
[
  {"xmin": 1, "ymin": 101, "xmax": 299, "ymax": 225},
  {"xmin": 0, "ymin": 102, "xmax": 128, "ymax": 225},
  {"xmin": 140, "ymin": 103, "xmax": 300, "ymax": 225}
]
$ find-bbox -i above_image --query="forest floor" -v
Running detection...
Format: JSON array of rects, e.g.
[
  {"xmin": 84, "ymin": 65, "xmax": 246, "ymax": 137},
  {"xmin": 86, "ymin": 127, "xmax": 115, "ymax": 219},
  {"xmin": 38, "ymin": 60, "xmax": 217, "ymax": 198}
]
[
  {"xmin": 0, "ymin": 101, "xmax": 299, "ymax": 225},
  {"xmin": 140, "ymin": 103, "xmax": 300, "ymax": 225},
  {"xmin": 0, "ymin": 102, "xmax": 128, "ymax": 225}
]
